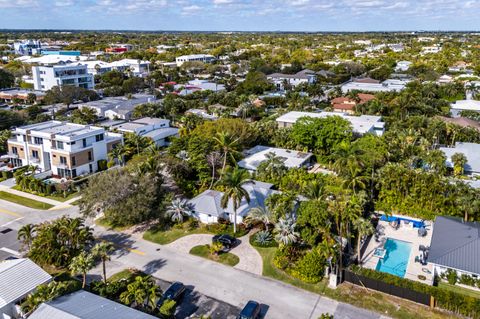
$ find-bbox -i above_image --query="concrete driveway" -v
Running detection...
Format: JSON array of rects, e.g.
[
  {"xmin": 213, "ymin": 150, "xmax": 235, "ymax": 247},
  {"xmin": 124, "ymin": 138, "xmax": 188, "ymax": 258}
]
[{"xmin": 165, "ymin": 232, "xmax": 263, "ymax": 275}]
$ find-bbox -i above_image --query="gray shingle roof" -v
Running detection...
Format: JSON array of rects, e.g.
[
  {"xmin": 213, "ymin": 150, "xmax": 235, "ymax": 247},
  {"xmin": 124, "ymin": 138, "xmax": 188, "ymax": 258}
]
[
  {"xmin": 29, "ymin": 290, "xmax": 157, "ymax": 319},
  {"xmin": 428, "ymin": 216, "xmax": 480, "ymax": 275},
  {"xmin": 0, "ymin": 258, "xmax": 52, "ymax": 308}
]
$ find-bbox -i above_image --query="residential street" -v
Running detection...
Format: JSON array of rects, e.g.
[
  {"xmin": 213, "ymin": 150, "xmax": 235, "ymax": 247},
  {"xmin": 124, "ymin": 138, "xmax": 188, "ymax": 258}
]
[{"xmin": 0, "ymin": 202, "xmax": 390, "ymax": 319}]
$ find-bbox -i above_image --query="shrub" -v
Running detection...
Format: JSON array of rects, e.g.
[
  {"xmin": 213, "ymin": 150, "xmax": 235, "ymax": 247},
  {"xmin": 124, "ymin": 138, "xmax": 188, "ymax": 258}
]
[
  {"xmin": 290, "ymin": 248, "xmax": 325, "ymax": 283},
  {"xmin": 107, "ymin": 161, "xmax": 115, "ymax": 168},
  {"xmin": 159, "ymin": 299, "xmax": 177, "ymax": 318},
  {"xmin": 209, "ymin": 242, "xmax": 223, "ymax": 255},
  {"xmin": 251, "ymin": 230, "xmax": 277, "ymax": 248},
  {"xmin": 187, "ymin": 218, "xmax": 199, "ymax": 230},
  {"xmin": 273, "ymin": 246, "xmax": 299, "ymax": 270},
  {"xmin": 445, "ymin": 269, "xmax": 458, "ymax": 285},
  {"xmin": 459, "ymin": 274, "xmax": 476, "ymax": 287},
  {"xmin": 97, "ymin": 159, "xmax": 108, "ymax": 171},
  {"xmin": 45, "ymin": 183, "xmax": 53, "ymax": 195},
  {"xmin": 319, "ymin": 314, "xmax": 334, "ymax": 319}
]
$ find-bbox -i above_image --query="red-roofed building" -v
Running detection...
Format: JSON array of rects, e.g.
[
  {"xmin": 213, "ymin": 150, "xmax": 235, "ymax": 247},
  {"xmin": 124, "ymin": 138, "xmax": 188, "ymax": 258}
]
[{"xmin": 330, "ymin": 93, "xmax": 375, "ymax": 114}]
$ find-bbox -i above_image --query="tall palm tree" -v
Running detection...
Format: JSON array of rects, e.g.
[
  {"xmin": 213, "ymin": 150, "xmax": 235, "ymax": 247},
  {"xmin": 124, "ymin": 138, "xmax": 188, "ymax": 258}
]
[
  {"xmin": 219, "ymin": 167, "xmax": 253, "ymax": 233},
  {"xmin": 353, "ymin": 218, "xmax": 375, "ymax": 265},
  {"xmin": 274, "ymin": 217, "xmax": 299, "ymax": 246},
  {"xmin": 92, "ymin": 242, "xmax": 114, "ymax": 283},
  {"xmin": 165, "ymin": 198, "xmax": 193, "ymax": 223},
  {"xmin": 213, "ymin": 131, "xmax": 241, "ymax": 175},
  {"xmin": 69, "ymin": 251, "xmax": 95, "ymax": 289},
  {"xmin": 17, "ymin": 223, "xmax": 36, "ymax": 251},
  {"xmin": 207, "ymin": 151, "xmax": 222, "ymax": 189}
]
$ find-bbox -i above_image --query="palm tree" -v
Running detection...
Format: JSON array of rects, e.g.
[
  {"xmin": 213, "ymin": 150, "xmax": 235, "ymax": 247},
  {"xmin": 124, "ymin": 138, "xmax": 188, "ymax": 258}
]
[
  {"xmin": 219, "ymin": 167, "xmax": 253, "ymax": 233},
  {"xmin": 165, "ymin": 198, "xmax": 193, "ymax": 223},
  {"xmin": 302, "ymin": 180, "xmax": 324, "ymax": 201},
  {"xmin": 17, "ymin": 223, "xmax": 36, "ymax": 251},
  {"xmin": 451, "ymin": 152, "xmax": 467, "ymax": 176},
  {"xmin": 92, "ymin": 242, "xmax": 114, "ymax": 283},
  {"xmin": 69, "ymin": 251, "xmax": 95, "ymax": 289},
  {"xmin": 207, "ymin": 151, "xmax": 222, "ymax": 189},
  {"xmin": 213, "ymin": 131, "xmax": 241, "ymax": 175},
  {"xmin": 108, "ymin": 144, "xmax": 125, "ymax": 166},
  {"xmin": 353, "ymin": 218, "xmax": 375, "ymax": 264},
  {"xmin": 274, "ymin": 217, "xmax": 299, "ymax": 246},
  {"xmin": 120, "ymin": 276, "xmax": 160, "ymax": 310},
  {"xmin": 246, "ymin": 206, "xmax": 273, "ymax": 230}
]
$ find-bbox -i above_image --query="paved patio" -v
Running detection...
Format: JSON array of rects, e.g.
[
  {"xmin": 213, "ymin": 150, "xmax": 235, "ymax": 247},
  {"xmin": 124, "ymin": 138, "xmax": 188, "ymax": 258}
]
[{"xmin": 362, "ymin": 217, "xmax": 434, "ymax": 284}]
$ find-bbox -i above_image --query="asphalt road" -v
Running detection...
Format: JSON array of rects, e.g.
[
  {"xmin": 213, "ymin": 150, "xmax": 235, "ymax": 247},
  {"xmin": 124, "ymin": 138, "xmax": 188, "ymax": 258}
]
[{"xmin": 0, "ymin": 202, "xmax": 390, "ymax": 319}]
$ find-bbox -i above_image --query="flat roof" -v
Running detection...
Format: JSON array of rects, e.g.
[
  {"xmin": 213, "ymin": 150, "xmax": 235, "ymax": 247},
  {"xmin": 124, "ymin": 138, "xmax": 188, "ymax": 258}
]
[
  {"xmin": 15, "ymin": 121, "xmax": 104, "ymax": 140},
  {"xmin": 238, "ymin": 145, "xmax": 313, "ymax": 171},
  {"xmin": 451, "ymin": 100, "xmax": 480, "ymax": 111}
]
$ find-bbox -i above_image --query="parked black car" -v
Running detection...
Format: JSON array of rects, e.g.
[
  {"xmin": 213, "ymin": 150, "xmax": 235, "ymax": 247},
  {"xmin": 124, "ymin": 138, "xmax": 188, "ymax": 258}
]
[
  {"xmin": 159, "ymin": 281, "xmax": 186, "ymax": 304},
  {"xmin": 212, "ymin": 234, "xmax": 237, "ymax": 248},
  {"xmin": 237, "ymin": 300, "xmax": 261, "ymax": 319}
]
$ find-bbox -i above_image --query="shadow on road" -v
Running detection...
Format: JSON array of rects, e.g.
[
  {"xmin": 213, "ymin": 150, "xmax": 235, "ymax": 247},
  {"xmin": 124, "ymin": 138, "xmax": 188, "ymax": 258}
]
[
  {"xmin": 96, "ymin": 233, "xmax": 137, "ymax": 257},
  {"xmin": 143, "ymin": 258, "xmax": 167, "ymax": 274}
]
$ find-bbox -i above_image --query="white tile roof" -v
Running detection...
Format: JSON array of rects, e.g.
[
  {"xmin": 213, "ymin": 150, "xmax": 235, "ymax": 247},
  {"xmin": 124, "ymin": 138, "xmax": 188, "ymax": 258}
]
[{"xmin": 0, "ymin": 258, "xmax": 52, "ymax": 308}]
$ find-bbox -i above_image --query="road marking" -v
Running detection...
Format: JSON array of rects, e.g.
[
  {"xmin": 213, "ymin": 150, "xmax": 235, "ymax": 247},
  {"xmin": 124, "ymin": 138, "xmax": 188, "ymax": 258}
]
[
  {"xmin": 0, "ymin": 247, "xmax": 21, "ymax": 256},
  {"xmin": 0, "ymin": 207, "xmax": 22, "ymax": 218},
  {"xmin": 0, "ymin": 217, "xmax": 24, "ymax": 228},
  {"xmin": 98, "ymin": 239, "xmax": 146, "ymax": 256}
]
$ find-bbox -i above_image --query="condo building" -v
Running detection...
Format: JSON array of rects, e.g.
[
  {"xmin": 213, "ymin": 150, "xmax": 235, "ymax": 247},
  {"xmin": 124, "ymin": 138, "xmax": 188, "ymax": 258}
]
[{"xmin": 32, "ymin": 64, "xmax": 94, "ymax": 91}]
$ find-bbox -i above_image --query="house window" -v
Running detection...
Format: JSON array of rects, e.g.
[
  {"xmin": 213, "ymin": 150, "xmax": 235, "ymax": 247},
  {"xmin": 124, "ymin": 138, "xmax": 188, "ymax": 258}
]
[
  {"xmin": 32, "ymin": 150, "xmax": 39, "ymax": 159},
  {"xmin": 60, "ymin": 156, "xmax": 67, "ymax": 165},
  {"xmin": 33, "ymin": 137, "xmax": 43, "ymax": 144},
  {"xmin": 71, "ymin": 156, "xmax": 76, "ymax": 166},
  {"xmin": 82, "ymin": 138, "xmax": 87, "ymax": 148},
  {"xmin": 57, "ymin": 141, "xmax": 64, "ymax": 150},
  {"xmin": 95, "ymin": 134, "xmax": 104, "ymax": 142},
  {"xmin": 89, "ymin": 164, "xmax": 93, "ymax": 173},
  {"xmin": 88, "ymin": 151, "xmax": 92, "ymax": 161},
  {"xmin": 11, "ymin": 147, "xmax": 18, "ymax": 154}
]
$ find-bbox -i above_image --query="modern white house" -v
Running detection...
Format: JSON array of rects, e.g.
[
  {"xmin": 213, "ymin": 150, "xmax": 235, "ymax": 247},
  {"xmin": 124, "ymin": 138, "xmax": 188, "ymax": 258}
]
[
  {"xmin": 111, "ymin": 117, "xmax": 179, "ymax": 147},
  {"xmin": 238, "ymin": 145, "xmax": 313, "ymax": 172},
  {"xmin": 267, "ymin": 69, "xmax": 317, "ymax": 90},
  {"xmin": 175, "ymin": 79, "xmax": 225, "ymax": 95},
  {"xmin": 450, "ymin": 99, "xmax": 480, "ymax": 117},
  {"xmin": 341, "ymin": 78, "xmax": 407, "ymax": 93},
  {"xmin": 7, "ymin": 121, "xmax": 123, "ymax": 178},
  {"xmin": 276, "ymin": 111, "xmax": 385, "ymax": 136},
  {"xmin": 0, "ymin": 258, "xmax": 52, "ymax": 318},
  {"xmin": 32, "ymin": 64, "xmax": 94, "ymax": 91},
  {"xmin": 108, "ymin": 59, "xmax": 151, "ymax": 76},
  {"xmin": 428, "ymin": 216, "xmax": 480, "ymax": 280},
  {"xmin": 439, "ymin": 142, "xmax": 480, "ymax": 176},
  {"xmin": 188, "ymin": 180, "xmax": 278, "ymax": 224},
  {"xmin": 29, "ymin": 290, "xmax": 157, "ymax": 319},
  {"xmin": 175, "ymin": 54, "xmax": 215, "ymax": 67},
  {"xmin": 78, "ymin": 94, "xmax": 156, "ymax": 119}
]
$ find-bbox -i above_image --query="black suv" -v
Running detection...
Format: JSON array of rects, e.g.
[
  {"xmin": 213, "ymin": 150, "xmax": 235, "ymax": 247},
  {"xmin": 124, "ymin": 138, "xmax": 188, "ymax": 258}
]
[
  {"xmin": 212, "ymin": 234, "xmax": 237, "ymax": 248},
  {"xmin": 237, "ymin": 300, "xmax": 261, "ymax": 319},
  {"xmin": 159, "ymin": 281, "xmax": 186, "ymax": 305}
]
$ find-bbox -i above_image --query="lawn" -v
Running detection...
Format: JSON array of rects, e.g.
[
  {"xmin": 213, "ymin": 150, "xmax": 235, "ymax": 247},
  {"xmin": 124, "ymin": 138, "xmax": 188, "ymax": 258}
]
[
  {"xmin": 189, "ymin": 245, "xmax": 239, "ymax": 267},
  {"xmin": 108, "ymin": 269, "xmax": 146, "ymax": 282},
  {"xmin": 254, "ymin": 246, "xmax": 458, "ymax": 319},
  {"xmin": 12, "ymin": 185, "xmax": 79, "ymax": 202},
  {"xmin": 438, "ymin": 282, "xmax": 480, "ymax": 298},
  {"xmin": 0, "ymin": 191, "xmax": 54, "ymax": 210}
]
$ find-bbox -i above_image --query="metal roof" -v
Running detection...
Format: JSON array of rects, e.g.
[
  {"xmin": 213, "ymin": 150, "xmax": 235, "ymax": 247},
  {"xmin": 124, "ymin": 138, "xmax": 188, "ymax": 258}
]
[
  {"xmin": 0, "ymin": 258, "xmax": 52, "ymax": 308},
  {"xmin": 428, "ymin": 216, "xmax": 480, "ymax": 275},
  {"xmin": 29, "ymin": 290, "xmax": 157, "ymax": 319}
]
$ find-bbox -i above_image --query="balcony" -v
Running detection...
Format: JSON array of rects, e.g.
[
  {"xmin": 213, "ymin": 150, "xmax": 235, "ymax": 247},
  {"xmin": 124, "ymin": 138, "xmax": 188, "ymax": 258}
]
[
  {"xmin": 7, "ymin": 152, "xmax": 19, "ymax": 159},
  {"xmin": 30, "ymin": 157, "xmax": 41, "ymax": 164},
  {"xmin": 56, "ymin": 163, "xmax": 69, "ymax": 169}
]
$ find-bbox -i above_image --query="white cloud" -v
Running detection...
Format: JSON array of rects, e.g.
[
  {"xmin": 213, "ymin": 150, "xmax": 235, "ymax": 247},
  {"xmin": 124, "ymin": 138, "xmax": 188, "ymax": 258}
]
[
  {"xmin": 55, "ymin": 0, "xmax": 73, "ymax": 6},
  {"xmin": 0, "ymin": 0, "xmax": 38, "ymax": 8}
]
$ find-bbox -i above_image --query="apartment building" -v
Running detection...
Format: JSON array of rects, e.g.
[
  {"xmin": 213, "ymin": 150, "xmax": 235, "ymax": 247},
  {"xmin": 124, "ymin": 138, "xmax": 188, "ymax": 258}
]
[
  {"xmin": 175, "ymin": 54, "xmax": 215, "ymax": 67},
  {"xmin": 7, "ymin": 121, "xmax": 122, "ymax": 178},
  {"xmin": 32, "ymin": 64, "xmax": 94, "ymax": 91},
  {"xmin": 13, "ymin": 39, "xmax": 42, "ymax": 55}
]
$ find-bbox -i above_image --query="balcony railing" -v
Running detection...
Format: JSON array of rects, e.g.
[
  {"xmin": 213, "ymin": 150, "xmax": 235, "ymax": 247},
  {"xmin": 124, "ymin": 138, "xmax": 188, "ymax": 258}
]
[
  {"xmin": 30, "ymin": 157, "xmax": 41, "ymax": 163},
  {"xmin": 7, "ymin": 152, "xmax": 19, "ymax": 159}
]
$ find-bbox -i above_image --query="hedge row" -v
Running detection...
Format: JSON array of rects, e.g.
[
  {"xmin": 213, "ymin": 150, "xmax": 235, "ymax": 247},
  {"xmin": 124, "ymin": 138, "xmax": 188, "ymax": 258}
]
[{"xmin": 349, "ymin": 265, "xmax": 480, "ymax": 318}]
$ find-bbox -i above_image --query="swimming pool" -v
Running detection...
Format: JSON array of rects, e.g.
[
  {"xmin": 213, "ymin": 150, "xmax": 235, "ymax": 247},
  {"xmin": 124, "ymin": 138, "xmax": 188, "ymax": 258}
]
[{"xmin": 376, "ymin": 238, "xmax": 412, "ymax": 278}]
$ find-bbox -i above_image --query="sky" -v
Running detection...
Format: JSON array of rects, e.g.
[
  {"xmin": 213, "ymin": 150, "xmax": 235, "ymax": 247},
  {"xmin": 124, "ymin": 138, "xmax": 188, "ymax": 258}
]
[{"xmin": 0, "ymin": 0, "xmax": 480, "ymax": 31}]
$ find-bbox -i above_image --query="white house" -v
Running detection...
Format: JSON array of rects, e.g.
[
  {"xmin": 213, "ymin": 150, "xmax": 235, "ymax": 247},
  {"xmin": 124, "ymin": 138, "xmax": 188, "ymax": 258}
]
[
  {"xmin": 450, "ymin": 99, "xmax": 480, "ymax": 117},
  {"xmin": 238, "ymin": 145, "xmax": 313, "ymax": 172},
  {"xmin": 188, "ymin": 180, "xmax": 278, "ymax": 224},
  {"xmin": 395, "ymin": 61, "xmax": 412, "ymax": 72},
  {"xmin": 267, "ymin": 69, "xmax": 317, "ymax": 90},
  {"xmin": 32, "ymin": 64, "xmax": 94, "ymax": 91},
  {"xmin": 341, "ymin": 78, "xmax": 407, "ymax": 93},
  {"xmin": 0, "ymin": 258, "xmax": 52, "ymax": 318},
  {"xmin": 111, "ymin": 117, "xmax": 179, "ymax": 147},
  {"xmin": 175, "ymin": 79, "xmax": 225, "ymax": 95},
  {"xmin": 276, "ymin": 111, "xmax": 385, "ymax": 136},
  {"xmin": 7, "ymin": 121, "xmax": 123, "ymax": 177},
  {"xmin": 109, "ymin": 59, "xmax": 151, "ymax": 76},
  {"xmin": 175, "ymin": 54, "xmax": 215, "ymax": 67},
  {"xmin": 428, "ymin": 216, "xmax": 480, "ymax": 280},
  {"xmin": 78, "ymin": 94, "xmax": 156, "ymax": 118},
  {"xmin": 439, "ymin": 142, "xmax": 480, "ymax": 176}
]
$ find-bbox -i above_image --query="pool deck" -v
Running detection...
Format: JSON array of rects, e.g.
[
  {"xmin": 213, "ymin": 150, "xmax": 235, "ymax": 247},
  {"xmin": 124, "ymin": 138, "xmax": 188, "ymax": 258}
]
[{"xmin": 362, "ymin": 219, "xmax": 434, "ymax": 285}]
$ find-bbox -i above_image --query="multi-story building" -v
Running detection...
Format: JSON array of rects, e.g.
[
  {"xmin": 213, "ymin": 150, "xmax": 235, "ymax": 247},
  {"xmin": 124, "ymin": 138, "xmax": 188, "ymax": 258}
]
[
  {"xmin": 7, "ymin": 121, "xmax": 122, "ymax": 178},
  {"xmin": 32, "ymin": 64, "xmax": 94, "ymax": 91},
  {"xmin": 175, "ymin": 54, "xmax": 215, "ymax": 67},
  {"xmin": 13, "ymin": 40, "xmax": 42, "ymax": 55}
]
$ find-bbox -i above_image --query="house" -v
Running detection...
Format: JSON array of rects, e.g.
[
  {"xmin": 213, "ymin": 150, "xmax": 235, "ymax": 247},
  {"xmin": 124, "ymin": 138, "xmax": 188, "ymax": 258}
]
[
  {"xmin": 435, "ymin": 116, "xmax": 480, "ymax": 131},
  {"xmin": 32, "ymin": 64, "xmax": 94, "ymax": 91},
  {"xmin": 185, "ymin": 108, "xmax": 218, "ymax": 120},
  {"xmin": 29, "ymin": 290, "xmax": 157, "ymax": 319},
  {"xmin": 439, "ymin": 142, "xmax": 480, "ymax": 176},
  {"xmin": 78, "ymin": 94, "xmax": 156, "ymax": 119},
  {"xmin": 421, "ymin": 45, "xmax": 441, "ymax": 55},
  {"xmin": 18, "ymin": 55, "xmax": 89, "ymax": 66},
  {"xmin": 449, "ymin": 61, "xmax": 469, "ymax": 73},
  {"xmin": 78, "ymin": 60, "xmax": 112, "ymax": 75},
  {"xmin": 395, "ymin": 61, "xmax": 412, "ymax": 72},
  {"xmin": 7, "ymin": 121, "xmax": 123, "ymax": 177},
  {"xmin": 276, "ymin": 111, "xmax": 385, "ymax": 136},
  {"xmin": 174, "ymin": 79, "xmax": 225, "ymax": 95},
  {"xmin": 0, "ymin": 89, "xmax": 45, "ymax": 104},
  {"xmin": 111, "ymin": 117, "xmax": 178, "ymax": 147},
  {"xmin": 238, "ymin": 145, "xmax": 313, "ymax": 172},
  {"xmin": 428, "ymin": 216, "xmax": 480, "ymax": 278},
  {"xmin": 450, "ymin": 99, "xmax": 480, "ymax": 117},
  {"xmin": 437, "ymin": 75, "xmax": 453, "ymax": 84},
  {"xmin": 331, "ymin": 93, "xmax": 375, "ymax": 115},
  {"xmin": 188, "ymin": 180, "xmax": 278, "ymax": 224},
  {"xmin": 267, "ymin": 69, "xmax": 317, "ymax": 90},
  {"xmin": 175, "ymin": 54, "xmax": 215, "ymax": 67},
  {"xmin": 341, "ymin": 78, "xmax": 407, "ymax": 93},
  {"xmin": 108, "ymin": 59, "xmax": 151, "ymax": 77},
  {"xmin": 0, "ymin": 258, "xmax": 52, "ymax": 318}
]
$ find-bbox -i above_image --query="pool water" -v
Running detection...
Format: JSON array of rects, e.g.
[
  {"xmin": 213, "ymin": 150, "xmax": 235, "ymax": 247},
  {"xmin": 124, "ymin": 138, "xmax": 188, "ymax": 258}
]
[{"xmin": 376, "ymin": 238, "xmax": 412, "ymax": 278}]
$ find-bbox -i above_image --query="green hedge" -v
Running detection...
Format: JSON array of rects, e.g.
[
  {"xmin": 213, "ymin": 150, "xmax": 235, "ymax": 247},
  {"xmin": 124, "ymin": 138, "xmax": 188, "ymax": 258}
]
[{"xmin": 350, "ymin": 266, "xmax": 480, "ymax": 318}]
